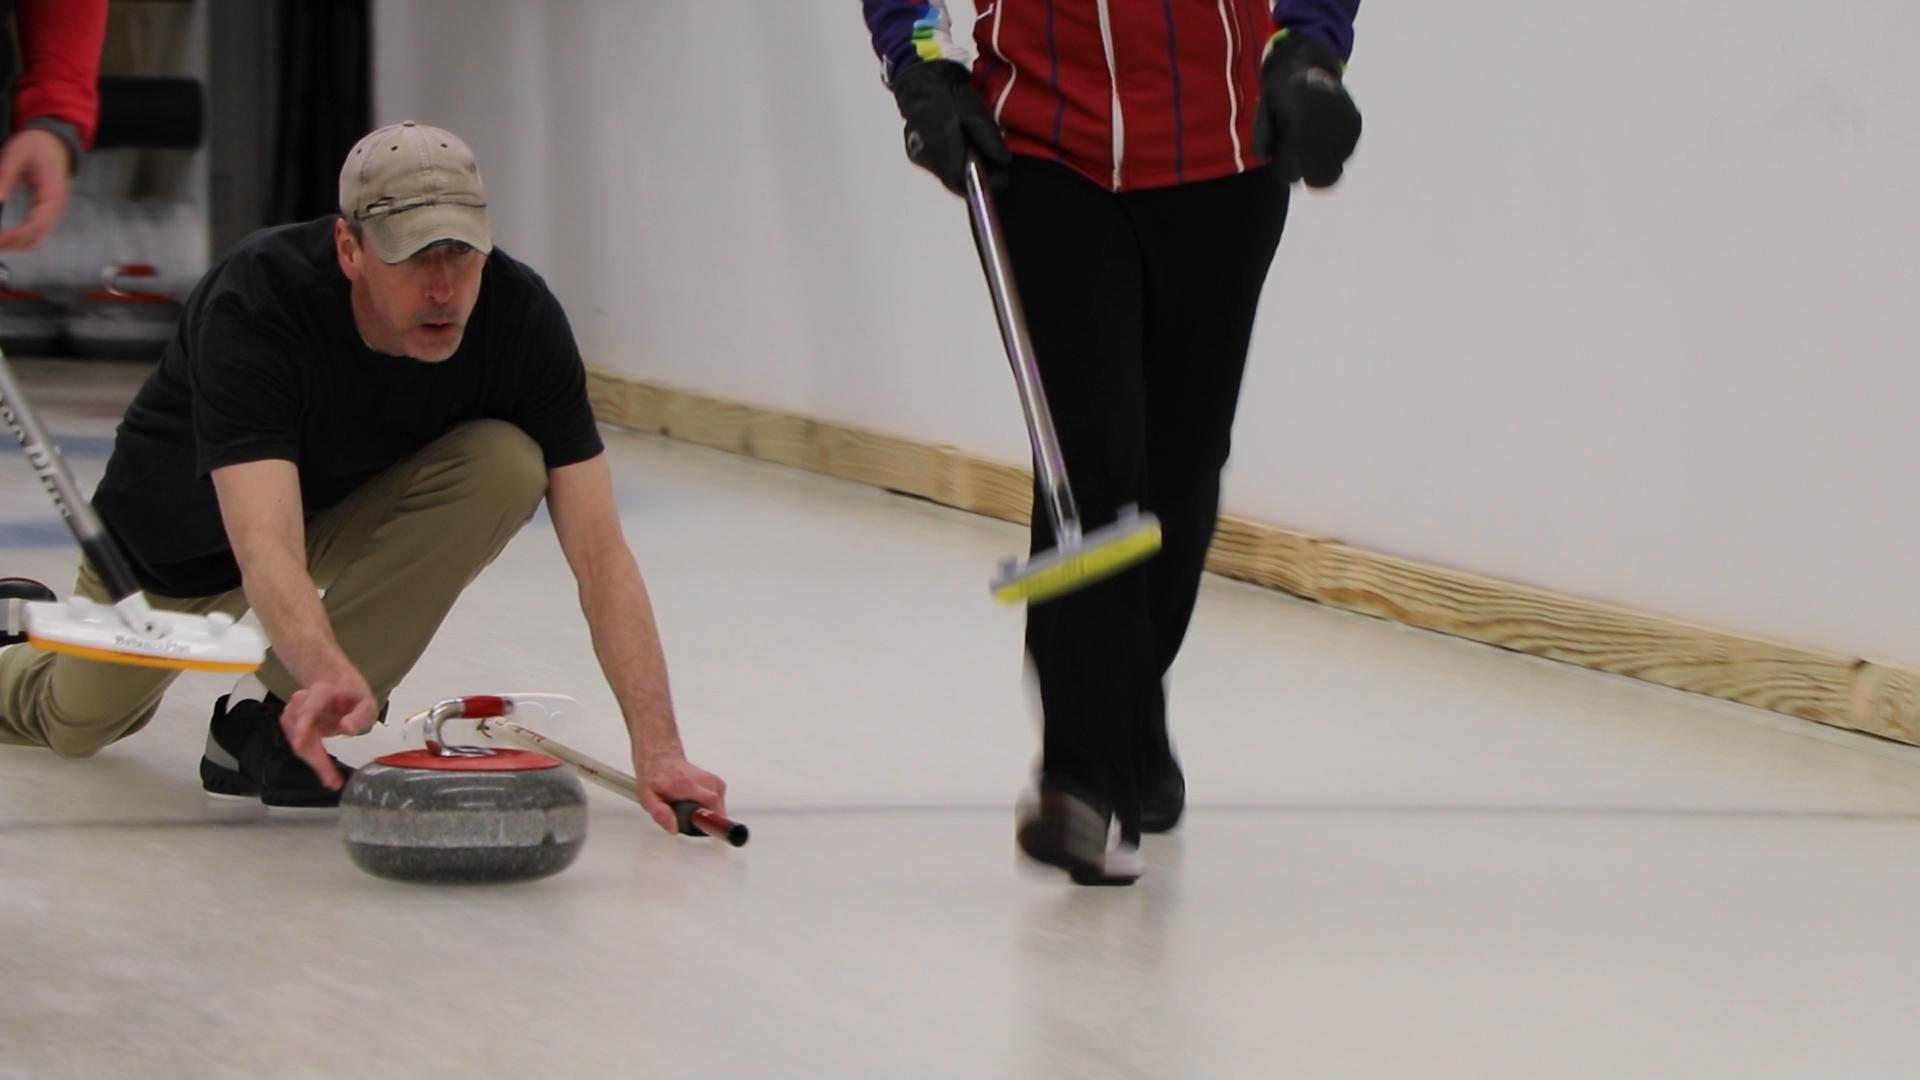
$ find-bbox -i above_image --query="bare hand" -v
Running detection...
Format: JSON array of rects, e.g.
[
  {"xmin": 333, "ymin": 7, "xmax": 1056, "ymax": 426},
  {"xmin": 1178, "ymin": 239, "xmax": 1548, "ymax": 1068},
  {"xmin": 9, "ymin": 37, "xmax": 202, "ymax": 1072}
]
[
  {"xmin": 0, "ymin": 130, "xmax": 72, "ymax": 250},
  {"xmin": 280, "ymin": 676, "xmax": 379, "ymax": 789},
  {"xmin": 632, "ymin": 752, "xmax": 728, "ymax": 834}
]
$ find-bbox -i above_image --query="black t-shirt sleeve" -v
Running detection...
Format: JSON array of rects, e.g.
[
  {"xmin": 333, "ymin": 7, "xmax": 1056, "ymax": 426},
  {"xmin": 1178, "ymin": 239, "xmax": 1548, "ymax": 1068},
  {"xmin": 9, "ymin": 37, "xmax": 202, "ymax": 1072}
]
[
  {"xmin": 504, "ymin": 284, "xmax": 604, "ymax": 469},
  {"xmin": 190, "ymin": 295, "xmax": 306, "ymax": 477}
]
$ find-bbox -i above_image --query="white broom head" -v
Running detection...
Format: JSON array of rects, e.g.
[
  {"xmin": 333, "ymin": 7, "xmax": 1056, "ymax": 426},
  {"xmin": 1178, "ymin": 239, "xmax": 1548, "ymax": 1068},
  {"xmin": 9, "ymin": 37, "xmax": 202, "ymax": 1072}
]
[{"xmin": 22, "ymin": 597, "xmax": 265, "ymax": 673}]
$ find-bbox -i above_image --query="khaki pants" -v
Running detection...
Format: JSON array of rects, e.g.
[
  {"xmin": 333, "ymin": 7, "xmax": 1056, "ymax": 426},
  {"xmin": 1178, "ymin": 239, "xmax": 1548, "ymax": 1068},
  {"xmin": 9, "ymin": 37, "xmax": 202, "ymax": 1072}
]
[{"xmin": 0, "ymin": 420, "xmax": 548, "ymax": 757}]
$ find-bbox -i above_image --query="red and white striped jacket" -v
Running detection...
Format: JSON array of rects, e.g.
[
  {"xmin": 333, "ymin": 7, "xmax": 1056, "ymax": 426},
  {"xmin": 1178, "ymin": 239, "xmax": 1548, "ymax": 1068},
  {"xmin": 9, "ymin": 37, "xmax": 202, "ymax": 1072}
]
[{"xmin": 864, "ymin": 1, "xmax": 1359, "ymax": 192}]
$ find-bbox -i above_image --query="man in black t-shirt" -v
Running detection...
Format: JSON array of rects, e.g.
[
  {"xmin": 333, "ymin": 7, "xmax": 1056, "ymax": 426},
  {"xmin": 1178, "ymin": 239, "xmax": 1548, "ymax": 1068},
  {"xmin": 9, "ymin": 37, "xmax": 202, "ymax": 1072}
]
[{"xmin": 0, "ymin": 122, "xmax": 728, "ymax": 827}]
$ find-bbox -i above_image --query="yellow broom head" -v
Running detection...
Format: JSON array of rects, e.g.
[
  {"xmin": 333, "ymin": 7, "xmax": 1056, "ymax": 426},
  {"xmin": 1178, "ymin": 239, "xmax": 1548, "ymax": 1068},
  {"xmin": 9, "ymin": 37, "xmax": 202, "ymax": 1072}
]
[{"xmin": 992, "ymin": 511, "xmax": 1163, "ymax": 606}]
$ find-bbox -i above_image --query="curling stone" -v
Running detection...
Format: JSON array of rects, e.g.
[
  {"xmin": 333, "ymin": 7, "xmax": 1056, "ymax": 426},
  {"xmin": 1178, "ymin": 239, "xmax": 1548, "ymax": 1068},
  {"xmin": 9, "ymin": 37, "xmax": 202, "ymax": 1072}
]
[
  {"xmin": 340, "ymin": 698, "xmax": 588, "ymax": 884},
  {"xmin": 63, "ymin": 264, "xmax": 182, "ymax": 360}
]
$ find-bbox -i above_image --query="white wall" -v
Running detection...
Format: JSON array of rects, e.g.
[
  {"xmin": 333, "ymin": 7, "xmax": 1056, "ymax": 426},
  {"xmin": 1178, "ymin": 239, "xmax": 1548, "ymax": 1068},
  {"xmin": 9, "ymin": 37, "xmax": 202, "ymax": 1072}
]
[{"xmin": 374, "ymin": 1, "xmax": 1918, "ymax": 663}]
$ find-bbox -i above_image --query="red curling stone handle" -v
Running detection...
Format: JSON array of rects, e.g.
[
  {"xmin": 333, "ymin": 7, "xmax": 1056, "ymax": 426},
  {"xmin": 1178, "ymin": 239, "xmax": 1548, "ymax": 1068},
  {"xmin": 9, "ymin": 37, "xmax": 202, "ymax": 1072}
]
[{"xmin": 459, "ymin": 695, "xmax": 511, "ymax": 718}]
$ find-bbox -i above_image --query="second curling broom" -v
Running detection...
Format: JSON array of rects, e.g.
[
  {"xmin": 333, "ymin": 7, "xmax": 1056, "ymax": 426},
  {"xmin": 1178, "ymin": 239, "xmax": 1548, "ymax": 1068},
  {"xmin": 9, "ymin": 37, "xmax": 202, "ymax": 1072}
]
[
  {"xmin": 0, "ymin": 351, "xmax": 264, "ymax": 672},
  {"xmin": 962, "ymin": 156, "xmax": 1162, "ymax": 605}
]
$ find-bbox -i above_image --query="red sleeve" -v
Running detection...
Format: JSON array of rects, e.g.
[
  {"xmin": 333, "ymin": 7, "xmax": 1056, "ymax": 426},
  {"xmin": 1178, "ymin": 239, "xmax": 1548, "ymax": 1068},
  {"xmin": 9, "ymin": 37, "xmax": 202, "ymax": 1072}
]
[{"xmin": 12, "ymin": 0, "xmax": 108, "ymax": 148}]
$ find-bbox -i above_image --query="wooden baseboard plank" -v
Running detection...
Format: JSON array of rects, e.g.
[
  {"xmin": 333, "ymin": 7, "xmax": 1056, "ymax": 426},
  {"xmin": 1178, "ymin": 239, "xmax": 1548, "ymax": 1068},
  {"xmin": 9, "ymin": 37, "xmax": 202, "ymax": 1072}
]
[{"xmin": 586, "ymin": 369, "xmax": 1920, "ymax": 745}]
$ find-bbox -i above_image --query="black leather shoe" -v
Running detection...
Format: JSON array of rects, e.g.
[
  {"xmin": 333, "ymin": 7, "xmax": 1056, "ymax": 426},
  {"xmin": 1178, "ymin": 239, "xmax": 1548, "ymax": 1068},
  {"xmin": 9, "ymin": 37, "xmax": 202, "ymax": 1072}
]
[{"xmin": 1017, "ymin": 780, "xmax": 1143, "ymax": 887}]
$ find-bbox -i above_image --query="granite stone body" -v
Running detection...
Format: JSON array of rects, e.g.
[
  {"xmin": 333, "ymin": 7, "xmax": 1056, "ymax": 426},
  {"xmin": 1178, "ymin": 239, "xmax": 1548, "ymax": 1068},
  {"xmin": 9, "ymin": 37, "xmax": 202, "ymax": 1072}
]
[{"xmin": 340, "ymin": 751, "xmax": 589, "ymax": 884}]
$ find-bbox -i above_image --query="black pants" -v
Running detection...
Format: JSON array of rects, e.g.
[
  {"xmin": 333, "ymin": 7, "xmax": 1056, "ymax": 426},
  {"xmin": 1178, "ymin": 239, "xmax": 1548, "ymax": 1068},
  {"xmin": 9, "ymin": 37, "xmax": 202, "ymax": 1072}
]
[{"xmin": 998, "ymin": 155, "xmax": 1288, "ymax": 836}]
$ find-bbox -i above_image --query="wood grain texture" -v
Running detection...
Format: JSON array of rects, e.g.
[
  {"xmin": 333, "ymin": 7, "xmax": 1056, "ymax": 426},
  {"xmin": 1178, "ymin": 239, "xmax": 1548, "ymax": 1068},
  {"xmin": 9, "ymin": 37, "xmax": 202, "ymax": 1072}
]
[
  {"xmin": 586, "ymin": 369, "xmax": 1920, "ymax": 744},
  {"xmin": 1303, "ymin": 542, "xmax": 1890, "ymax": 738}
]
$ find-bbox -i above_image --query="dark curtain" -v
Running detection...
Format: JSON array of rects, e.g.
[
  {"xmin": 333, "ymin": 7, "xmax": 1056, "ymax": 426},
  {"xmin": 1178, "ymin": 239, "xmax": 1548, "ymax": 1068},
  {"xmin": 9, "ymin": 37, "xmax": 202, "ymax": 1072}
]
[{"xmin": 268, "ymin": 0, "xmax": 371, "ymax": 224}]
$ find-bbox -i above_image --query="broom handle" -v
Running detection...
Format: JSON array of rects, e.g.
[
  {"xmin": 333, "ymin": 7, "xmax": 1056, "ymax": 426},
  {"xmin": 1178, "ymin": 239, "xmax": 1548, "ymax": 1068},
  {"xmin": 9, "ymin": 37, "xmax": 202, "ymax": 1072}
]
[
  {"xmin": 0, "ymin": 352, "xmax": 146, "ymax": 602},
  {"xmin": 962, "ymin": 156, "xmax": 1082, "ymax": 542}
]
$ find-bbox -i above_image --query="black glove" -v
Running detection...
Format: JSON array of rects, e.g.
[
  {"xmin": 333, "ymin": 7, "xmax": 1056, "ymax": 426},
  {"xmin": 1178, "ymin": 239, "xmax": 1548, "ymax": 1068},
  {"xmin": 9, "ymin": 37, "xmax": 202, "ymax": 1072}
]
[
  {"xmin": 890, "ymin": 59, "xmax": 1012, "ymax": 195},
  {"xmin": 1253, "ymin": 34, "xmax": 1362, "ymax": 188}
]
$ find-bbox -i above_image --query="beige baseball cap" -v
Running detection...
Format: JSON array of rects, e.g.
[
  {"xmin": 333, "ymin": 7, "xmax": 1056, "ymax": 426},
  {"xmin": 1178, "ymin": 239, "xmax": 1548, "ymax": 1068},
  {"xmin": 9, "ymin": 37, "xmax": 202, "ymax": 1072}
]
[{"xmin": 338, "ymin": 121, "xmax": 493, "ymax": 263}]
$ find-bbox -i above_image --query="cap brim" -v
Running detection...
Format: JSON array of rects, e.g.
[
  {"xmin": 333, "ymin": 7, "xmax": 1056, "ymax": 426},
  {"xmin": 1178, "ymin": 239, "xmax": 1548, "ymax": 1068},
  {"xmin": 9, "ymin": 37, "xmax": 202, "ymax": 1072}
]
[{"xmin": 365, "ymin": 204, "xmax": 494, "ymax": 264}]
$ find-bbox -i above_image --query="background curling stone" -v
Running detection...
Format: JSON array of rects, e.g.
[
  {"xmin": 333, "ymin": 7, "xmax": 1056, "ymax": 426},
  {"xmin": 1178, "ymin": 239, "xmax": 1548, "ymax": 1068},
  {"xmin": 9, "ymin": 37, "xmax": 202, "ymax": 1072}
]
[
  {"xmin": 340, "ymin": 747, "xmax": 588, "ymax": 884},
  {"xmin": 64, "ymin": 264, "xmax": 182, "ymax": 360}
]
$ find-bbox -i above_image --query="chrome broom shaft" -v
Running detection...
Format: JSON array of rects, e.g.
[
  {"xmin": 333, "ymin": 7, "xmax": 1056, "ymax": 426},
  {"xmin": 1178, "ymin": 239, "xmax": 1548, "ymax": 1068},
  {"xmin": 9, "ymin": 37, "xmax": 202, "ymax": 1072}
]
[{"xmin": 963, "ymin": 156, "xmax": 1082, "ymax": 543}]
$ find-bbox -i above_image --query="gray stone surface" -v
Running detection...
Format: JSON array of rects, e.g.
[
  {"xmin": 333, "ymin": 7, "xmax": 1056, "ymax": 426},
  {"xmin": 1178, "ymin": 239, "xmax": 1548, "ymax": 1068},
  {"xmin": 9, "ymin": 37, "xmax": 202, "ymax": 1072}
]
[{"xmin": 339, "ymin": 759, "xmax": 588, "ymax": 883}]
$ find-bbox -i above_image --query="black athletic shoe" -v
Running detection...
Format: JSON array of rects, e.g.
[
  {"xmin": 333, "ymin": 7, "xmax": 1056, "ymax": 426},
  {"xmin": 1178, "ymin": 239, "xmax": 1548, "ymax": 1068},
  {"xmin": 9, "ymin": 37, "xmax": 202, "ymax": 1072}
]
[
  {"xmin": 0, "ymin": 577, "xmax": 56, "ymax": 647},
  {"xmin": 1016, "ymin": 781, "xmax": 1143, "ymax": 887},
  {"xmin": 1140, "ymin": 756, "xmax": 1186, "ymax": 834},
  {"xmin": 200, "ymin": 694, "xmax": 353, "ymax": 808}
]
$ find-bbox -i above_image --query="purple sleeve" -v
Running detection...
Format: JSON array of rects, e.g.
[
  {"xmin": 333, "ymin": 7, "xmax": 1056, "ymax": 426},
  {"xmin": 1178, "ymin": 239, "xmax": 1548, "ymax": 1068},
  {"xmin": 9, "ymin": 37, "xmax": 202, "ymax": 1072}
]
[
  {"xmin": 1271, "ymin": 0, "xmax": 1360, "ymax": 61},
  {"xmin": 861, "ymin": 0, "xmax": 968, "ymax": 86}
]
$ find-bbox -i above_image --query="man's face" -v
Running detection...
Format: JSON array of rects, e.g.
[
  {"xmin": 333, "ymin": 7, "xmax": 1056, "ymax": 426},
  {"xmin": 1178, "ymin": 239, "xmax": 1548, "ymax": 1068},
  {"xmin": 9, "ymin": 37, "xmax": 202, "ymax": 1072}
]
[{"xmin": 335, "ymin": 220, "xmax": 486, "ymax": 362}]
